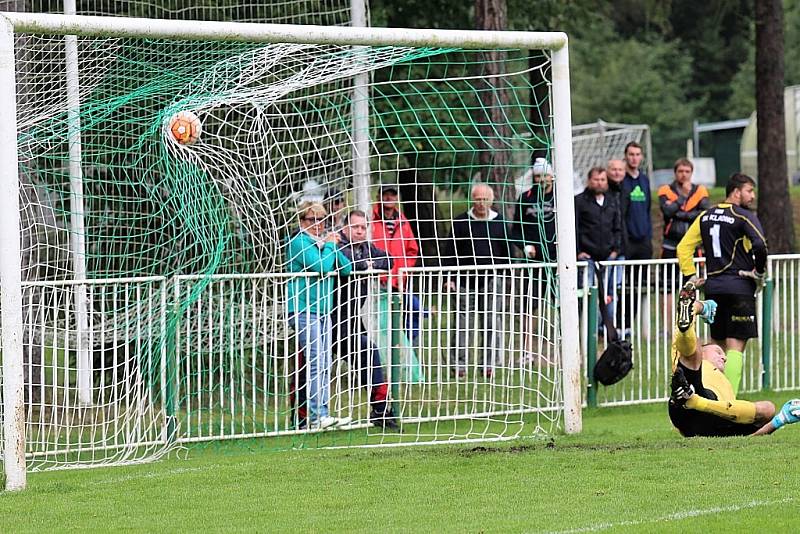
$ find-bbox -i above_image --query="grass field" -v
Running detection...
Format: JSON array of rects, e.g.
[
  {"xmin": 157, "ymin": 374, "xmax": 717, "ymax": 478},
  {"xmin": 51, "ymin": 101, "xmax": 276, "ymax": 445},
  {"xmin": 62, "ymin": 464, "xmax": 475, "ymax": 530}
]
[{"xmin": 4, "ymin": 390, "xmax": 800, "ymax": 533}]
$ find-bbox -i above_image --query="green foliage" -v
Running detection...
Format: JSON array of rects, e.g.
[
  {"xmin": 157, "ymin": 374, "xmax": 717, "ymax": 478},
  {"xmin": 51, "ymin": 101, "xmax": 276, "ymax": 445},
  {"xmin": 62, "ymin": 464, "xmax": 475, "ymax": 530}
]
[
  {"xmin": 571, "ymin": 32, "xmax": 696, "ymax": 167},
  {"xmin": 6, "ymin": 393, "xmax": 800, "ymax": 531},
  {"xmin": 371, "ymin": 0, "xmax": 762, "ymax": 168}
]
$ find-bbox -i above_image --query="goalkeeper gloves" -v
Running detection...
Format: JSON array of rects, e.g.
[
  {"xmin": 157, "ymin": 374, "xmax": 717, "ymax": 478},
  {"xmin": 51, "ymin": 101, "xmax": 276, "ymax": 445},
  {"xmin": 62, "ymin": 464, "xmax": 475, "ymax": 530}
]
[
  {"xmin": 738, "ymin": 269, "xmax": 766, "ymax": 293},
  {"xmin": 699, "ymin": 299, "xmax": 717, "ymax": 325},
  {"xmin": 772, "ymin": 399, "xmax": 800, "ymax": 430}
]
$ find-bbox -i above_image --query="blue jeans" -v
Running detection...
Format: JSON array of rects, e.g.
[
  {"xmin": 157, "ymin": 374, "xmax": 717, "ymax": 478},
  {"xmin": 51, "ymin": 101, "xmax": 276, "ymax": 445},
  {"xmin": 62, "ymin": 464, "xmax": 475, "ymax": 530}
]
[
  {"xmin": 587, "ymin": 256, "xmax": 624, "ymax": 331},
  {"xmin": 289, "ymin": 312, "xmax": 332, "ymax": 421}
]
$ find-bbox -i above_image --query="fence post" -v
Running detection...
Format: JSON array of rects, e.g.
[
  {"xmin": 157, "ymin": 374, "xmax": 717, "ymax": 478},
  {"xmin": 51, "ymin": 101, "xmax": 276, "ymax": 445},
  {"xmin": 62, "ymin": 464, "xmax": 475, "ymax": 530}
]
[
  {"xmin": 761, "ymin": 278, "xmax": 774, "ymax": 391},
  {"xmin": 163, "ymin": 276, "xmax": 180, "ymax": 443},
  {"xmin": 586, "ymin": 286, "xmax": 598, "ymax": 408}
]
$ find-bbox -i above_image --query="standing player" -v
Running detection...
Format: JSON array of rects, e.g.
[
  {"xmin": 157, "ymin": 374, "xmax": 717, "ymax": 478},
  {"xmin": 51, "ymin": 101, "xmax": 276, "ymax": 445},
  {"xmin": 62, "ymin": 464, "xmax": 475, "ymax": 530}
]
[
  {"xmin": 676, "ymin": 173, "xmax": 767, "ymax": 395},
  {"xmin": 669, "ymin": 281, "xmax": 800, "ymax": 437}
]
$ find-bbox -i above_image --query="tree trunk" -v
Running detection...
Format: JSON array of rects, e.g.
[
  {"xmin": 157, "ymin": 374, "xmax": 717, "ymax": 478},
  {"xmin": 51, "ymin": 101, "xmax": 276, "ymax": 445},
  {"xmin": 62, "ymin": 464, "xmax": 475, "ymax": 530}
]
[
  {"xmin": 474, "ymin": 0, "xmax": 514, "ymax": 218},
  {"xmin": 398, "ymin": 168, "xmax": 440, "ymax": 265},
  {"xmin": 529, "ymin": 53, "xmax": 551, "ymax": 163},
  {"xmin": 755, "ymin": 0, "xmax": 795, "ymax": 253}
]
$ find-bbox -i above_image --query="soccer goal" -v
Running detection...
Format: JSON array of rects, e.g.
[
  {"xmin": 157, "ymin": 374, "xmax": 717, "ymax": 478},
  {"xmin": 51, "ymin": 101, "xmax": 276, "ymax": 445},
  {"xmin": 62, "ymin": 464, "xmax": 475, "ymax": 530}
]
[{"xmin": 0, "ymin": 13, "xmax": 580, "ymax": 490}]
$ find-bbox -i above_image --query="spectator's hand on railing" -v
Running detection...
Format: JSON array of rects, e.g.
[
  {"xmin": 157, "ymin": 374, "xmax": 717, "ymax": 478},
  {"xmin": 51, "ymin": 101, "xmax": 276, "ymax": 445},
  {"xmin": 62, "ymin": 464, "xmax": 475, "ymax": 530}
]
[
  {"xmin": 577, "ymin": 252, "xmax": 591, "ymax": 260},
  {"xmin": 442, "ymin": 281, "xmax": 457, "ymax": 292},
  {"xmin": 524, "ymin": 244, "xmax": 537, "ymax": 260}
]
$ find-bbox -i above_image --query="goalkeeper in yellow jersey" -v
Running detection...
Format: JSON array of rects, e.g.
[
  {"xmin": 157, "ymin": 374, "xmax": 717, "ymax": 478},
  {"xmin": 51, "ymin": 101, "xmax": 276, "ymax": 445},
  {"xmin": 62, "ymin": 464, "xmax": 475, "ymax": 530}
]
[{"xmin": 668, "ymin": 280, "xmax": 800, "ymax": 437}]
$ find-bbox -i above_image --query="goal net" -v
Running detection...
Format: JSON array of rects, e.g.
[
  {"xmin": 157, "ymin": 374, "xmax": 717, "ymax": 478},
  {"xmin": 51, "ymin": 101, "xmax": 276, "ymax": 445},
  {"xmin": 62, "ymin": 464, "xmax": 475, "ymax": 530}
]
[{"xmin": 1, "ymin": 16, "xmax": 579, "ymax": 474}]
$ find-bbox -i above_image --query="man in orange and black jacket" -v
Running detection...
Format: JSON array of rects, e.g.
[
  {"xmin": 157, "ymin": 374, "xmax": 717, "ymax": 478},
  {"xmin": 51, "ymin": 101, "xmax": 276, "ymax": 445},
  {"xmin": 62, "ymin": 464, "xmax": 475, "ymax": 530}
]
[{"xmin": 658, "ymin": 158, "xmax": 710, "ymax": 259}]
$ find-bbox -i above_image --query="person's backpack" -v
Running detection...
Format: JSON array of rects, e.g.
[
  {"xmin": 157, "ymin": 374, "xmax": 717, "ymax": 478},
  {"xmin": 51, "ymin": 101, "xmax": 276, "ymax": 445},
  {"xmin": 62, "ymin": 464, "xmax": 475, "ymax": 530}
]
[{"xmin": 591, "ymin": 261, "xmax": 633, "ymax": 386}]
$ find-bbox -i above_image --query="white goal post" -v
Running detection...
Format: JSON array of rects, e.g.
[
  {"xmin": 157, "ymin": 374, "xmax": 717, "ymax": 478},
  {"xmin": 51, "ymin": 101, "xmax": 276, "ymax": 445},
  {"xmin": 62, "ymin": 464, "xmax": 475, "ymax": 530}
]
[{"xmin": 0, "ymin": 13, "xmax": 580, "ymax": 490}]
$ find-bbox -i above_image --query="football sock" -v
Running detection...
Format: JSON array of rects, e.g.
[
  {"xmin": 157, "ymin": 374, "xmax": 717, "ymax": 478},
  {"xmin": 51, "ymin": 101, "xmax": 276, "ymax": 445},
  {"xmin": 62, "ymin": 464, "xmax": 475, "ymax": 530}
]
[
  {"xmin": 724, "ymin": 350, "xmax": 744, "ymax": 395},
  {"xmin": 674, "ymin": 318, "xmax": 697, "ymax": 358},
  {"xmin": 685, "ymin": 395, "xmax": 756, "ymax": 424}
]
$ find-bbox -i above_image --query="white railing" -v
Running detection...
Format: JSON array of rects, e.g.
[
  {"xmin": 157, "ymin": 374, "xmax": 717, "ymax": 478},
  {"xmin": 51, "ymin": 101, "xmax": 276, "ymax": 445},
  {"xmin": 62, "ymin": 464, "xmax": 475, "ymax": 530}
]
[
  {"xmin": 7, "ymin": 255, "xmax": 800, "ymax": 464},
  {"xmin": 767, "ymin": 254, "xmax": 800, "ymax": 391},
  {"xmin": 169, "ymin": 266, "xmax": 563, "ymax": 444},
  {"xmin": 20, "ymin": 276, "xmax": 170, "ymax": 469}
]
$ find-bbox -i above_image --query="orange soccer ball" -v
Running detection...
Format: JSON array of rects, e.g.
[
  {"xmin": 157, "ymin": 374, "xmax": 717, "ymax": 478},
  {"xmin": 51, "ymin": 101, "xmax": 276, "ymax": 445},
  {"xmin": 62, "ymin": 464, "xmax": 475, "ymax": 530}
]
[{"xmin": 168, "ymin": 110, "xmax": 202, "ymax": 145}]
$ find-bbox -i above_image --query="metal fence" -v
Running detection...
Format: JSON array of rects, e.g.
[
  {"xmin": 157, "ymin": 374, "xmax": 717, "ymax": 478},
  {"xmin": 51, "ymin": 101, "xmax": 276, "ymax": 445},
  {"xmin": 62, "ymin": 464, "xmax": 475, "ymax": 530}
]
[
  {"xmin": 10, "ymin": 255, "xmax": 800, "ymax": 463},
  {"xmin": 582, "ymin": 255, "xmax": 800, "ymax": 407}
]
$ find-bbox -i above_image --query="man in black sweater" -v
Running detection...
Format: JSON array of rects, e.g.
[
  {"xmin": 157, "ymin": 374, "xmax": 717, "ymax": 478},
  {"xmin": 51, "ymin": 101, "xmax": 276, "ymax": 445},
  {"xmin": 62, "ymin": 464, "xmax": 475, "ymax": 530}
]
[
  {"xmin": 442, "ymin": 183, "xmax": 512, "ymax": 378},
  {"xmin": 512, "ymin": 157, "xmax": 557, "ymax": 263},
  {"xmin": 575, "ymin": 167, "xmax": 623, "ymax": 328}
]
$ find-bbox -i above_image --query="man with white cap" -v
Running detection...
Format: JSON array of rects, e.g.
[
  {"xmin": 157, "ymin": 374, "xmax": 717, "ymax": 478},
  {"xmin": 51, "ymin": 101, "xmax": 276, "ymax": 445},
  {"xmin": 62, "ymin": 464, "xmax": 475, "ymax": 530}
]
[{"xmin": 512, "ymin": 157, "xmax": 557, "ymax": 263}]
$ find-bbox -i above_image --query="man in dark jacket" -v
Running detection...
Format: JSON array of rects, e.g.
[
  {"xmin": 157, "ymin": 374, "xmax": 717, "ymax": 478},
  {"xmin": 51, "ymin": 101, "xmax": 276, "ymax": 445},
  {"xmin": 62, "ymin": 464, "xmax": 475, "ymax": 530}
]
[
  {"xmin": 575, "ymin": 167, "xmax": 622, "ymax": 264},
  {"xmin": 575, "ymin": 167, "xmax": 623, "ymax": 330},
  {"xmin": 333, "ymin": 210, "xmax": 398, "ymax": 429},
  {"xmin": 606, "ymin": 158, "xmax": 627, "ymax": 258},
  {"xmin": 442, "ymin": 183, "xmax": 512, "ymax": 378}
]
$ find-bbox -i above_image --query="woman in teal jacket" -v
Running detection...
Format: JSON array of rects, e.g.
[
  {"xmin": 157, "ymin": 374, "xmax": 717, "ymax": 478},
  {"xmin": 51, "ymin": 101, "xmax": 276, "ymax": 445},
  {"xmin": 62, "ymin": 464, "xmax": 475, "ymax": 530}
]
[{"xmin": 287, "ymin": 201, "xmax": 352, "ymax": 429}]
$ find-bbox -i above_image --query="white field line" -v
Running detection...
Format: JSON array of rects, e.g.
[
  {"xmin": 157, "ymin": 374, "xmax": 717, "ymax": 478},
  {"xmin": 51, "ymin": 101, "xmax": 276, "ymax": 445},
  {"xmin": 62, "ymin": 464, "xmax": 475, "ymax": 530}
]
[
  {"xmin": 92, "ymin": 461, "xmax": 258, "ymax": 486},
  {"xmin": 547, "ymin": 497, "xmax": 794, "ymax": 533}
]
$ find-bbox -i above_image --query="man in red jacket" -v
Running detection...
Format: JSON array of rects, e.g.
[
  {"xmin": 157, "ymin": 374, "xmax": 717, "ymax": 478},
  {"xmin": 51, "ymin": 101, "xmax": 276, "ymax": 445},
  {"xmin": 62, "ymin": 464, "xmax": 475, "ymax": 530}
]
[{"xmin": 371, "ymin": 185, "xmax": 420, "ymax": 290}]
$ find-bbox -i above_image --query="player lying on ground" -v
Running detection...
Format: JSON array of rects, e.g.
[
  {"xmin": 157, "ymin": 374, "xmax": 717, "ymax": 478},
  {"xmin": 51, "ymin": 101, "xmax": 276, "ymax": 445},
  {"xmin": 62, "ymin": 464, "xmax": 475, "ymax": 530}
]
[{"xmin": 668, "ymin": 281, "xmax": 800, "ymax": 437}]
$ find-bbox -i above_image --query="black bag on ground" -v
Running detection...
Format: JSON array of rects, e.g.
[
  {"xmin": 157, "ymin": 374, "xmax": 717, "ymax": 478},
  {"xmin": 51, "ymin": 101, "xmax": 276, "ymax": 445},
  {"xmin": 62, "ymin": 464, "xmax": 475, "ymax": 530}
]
[{"xmin": 591, "ymin": 261, "xmax": 633, "ymax": 386}]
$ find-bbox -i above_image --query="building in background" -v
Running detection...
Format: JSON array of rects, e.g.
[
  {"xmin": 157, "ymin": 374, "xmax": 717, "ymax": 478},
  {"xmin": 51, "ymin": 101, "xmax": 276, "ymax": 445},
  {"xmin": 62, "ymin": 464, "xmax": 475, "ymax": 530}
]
[{"xmin": 740, "ymin": 85, "xmax": 800, "ymax": 186}]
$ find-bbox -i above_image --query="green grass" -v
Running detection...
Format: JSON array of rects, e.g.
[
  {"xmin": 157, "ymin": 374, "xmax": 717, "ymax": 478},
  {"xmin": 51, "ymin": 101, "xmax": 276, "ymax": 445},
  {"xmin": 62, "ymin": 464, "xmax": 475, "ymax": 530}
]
[{"xmin": 5, "ymin": 390, "xmax": 800, "ymax": 532}]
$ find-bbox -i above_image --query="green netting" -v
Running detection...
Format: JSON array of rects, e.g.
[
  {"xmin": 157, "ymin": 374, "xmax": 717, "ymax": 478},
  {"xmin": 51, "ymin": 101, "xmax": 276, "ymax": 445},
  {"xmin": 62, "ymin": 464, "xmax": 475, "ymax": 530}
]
[{"xmin": 15, "ymin": 33, "xmax": 558, "ymax": 469}]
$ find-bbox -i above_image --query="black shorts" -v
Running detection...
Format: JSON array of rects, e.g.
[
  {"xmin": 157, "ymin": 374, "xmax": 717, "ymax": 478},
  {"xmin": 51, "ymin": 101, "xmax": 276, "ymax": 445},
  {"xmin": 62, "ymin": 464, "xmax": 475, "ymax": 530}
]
[
  {"xmin": 704, "ymin": 293, "xmax": 758, "ymax": 341},
  {"xmin": 668, "ymin": 363, "xmax": 761, "ymax": 437}
]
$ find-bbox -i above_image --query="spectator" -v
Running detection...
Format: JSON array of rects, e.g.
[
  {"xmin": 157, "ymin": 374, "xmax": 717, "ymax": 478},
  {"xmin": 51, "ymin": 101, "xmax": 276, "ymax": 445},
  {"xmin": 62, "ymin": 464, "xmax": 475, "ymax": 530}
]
[
  {"xmin": 512, "ymin": 157, "xmax": 556, "ymax": 262},
  {"xmin": 370, "ymin": 185, "xmax": 424, "ymax": 384},
  {"xmin": 575, "ymin": 167, "xmax": 622, "ymax": 329},
  {"xmin": 606, "ymin": 158, "xmax": 627, "ymax": 258},
  {"xmin": 619, "ymin": 142, "xmax": 652, "ymax": 334},
  {"xmin": 605, "ymin": 158, "xmax": 628, "ymax": 319},
  {"xmin": 324, "ymin": 187, "xmax": 347, "ymax": 231},
  {"xmin": 657, "ymin": 158, "xmax": 710, "ymax": 259},
  {"xmin": 332, "ymin": 210, "xmax": 398, "ymax": 430},
  {"xmin": 575, "ymin": 167, "xmax": 622, "ymax": 265},
  {"xmin": 371, "ymin": 184, "xmax": 420, "ymax": 290},
  {"xmin": 286, "ymin": 201, "xmax": 353, "ymax": 430},
  {"xmin": 621, "ymin": 141, "xmax": 652, "ymax": 260},
  {"xmin": 443, "ymin": 183, "xmax": 512, "ymax": 378}
]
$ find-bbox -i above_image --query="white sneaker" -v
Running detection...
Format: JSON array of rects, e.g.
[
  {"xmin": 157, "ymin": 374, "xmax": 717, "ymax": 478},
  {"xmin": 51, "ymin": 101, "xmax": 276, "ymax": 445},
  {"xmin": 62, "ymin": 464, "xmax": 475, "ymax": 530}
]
[
  {"xmin": 309, "ymin": 416, "xmax": 337, "ymax": 430},
  {"xmin": 333, "ymin": 416, "xmax": 353, "ymax": 427}
]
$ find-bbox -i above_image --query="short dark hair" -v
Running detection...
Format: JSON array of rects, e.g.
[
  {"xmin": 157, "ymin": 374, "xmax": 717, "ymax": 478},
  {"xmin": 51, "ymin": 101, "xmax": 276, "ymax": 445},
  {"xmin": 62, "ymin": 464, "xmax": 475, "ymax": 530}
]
[
  {"xmin": 624, "ymin": 141, "xmax": 642, "ymax": 155},
  {"xmin": 347, "ymin": 209, "xmax": 367, "ymax": 222},
  {"xmin": 673, "ymin": 158, "xmax": 694, "ymax": 172},
  {"xmin": 587, "ymin": 166, "xmax": 606, "ymax": 181},
  {"xmin": 324, "ymin": 187, "xmax": 344, "ymax": 203},
  {"xmin": 380, "ymin": 184, "xmax": 399, "ymax": 196},
  {"xmin": 725, "ymin": 173, "xmax": 756, "ymax": 196}
]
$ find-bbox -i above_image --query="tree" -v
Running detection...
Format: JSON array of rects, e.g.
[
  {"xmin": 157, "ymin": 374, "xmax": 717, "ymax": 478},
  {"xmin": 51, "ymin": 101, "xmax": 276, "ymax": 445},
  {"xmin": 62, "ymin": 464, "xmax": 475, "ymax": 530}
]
[
  {"xmin": 474, "ymin": 0, "xmax": 515, "ymax": 217},
  {"xmin": 755, "ymin": 0, "xmax": 795, "ymax": 253}
]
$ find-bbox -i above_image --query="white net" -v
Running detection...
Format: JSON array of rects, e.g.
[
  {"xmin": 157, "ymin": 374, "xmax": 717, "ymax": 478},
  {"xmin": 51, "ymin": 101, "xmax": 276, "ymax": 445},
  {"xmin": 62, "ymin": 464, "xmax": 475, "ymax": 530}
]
[
  {"xmin": 6, "ymin": 24, "xmax": 569, "ymax": 470},
  {"xmin": 23, "ymin": 0, "xmax": 353, "ymax": 25},
  {"xmin": 570, "ymin": 120, "xmax": 652, "ymax": 191}
]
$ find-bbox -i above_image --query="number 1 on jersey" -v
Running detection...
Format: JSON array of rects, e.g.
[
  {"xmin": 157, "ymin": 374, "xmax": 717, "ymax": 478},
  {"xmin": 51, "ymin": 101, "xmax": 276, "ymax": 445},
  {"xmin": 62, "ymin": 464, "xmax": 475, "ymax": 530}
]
[{"xmin": 710, "ymin": 224, "xmax": 722, "ymax": 258}]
